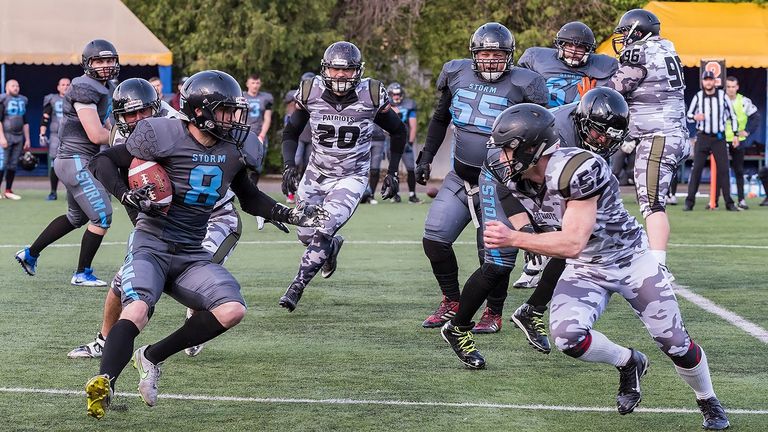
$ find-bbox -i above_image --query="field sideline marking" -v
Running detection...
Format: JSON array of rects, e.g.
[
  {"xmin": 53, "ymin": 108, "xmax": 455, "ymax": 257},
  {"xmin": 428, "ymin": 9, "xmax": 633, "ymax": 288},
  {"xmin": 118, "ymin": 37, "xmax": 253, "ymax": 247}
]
[
  {"xmin": 673, "ymin": 284, "xmax": 768, "ymax": 344},
  {"xmin": 2, "ymin": 240, "xmax": 767, "ymax": 249},
  {"xmin": 0, "ymin": 387, "xmax": 766, "ymax": 415}
]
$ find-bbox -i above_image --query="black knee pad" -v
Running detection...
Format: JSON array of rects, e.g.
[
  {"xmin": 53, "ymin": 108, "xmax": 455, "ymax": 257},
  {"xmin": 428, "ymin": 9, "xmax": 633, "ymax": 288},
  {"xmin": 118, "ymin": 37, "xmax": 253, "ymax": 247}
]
[
  {"xmin": 423, "ymin": 238, "xmax": 453, "ymax": 262},
  {"xmin": 480, "ymin": 262, "xmax": 512, "ymax": 280}
]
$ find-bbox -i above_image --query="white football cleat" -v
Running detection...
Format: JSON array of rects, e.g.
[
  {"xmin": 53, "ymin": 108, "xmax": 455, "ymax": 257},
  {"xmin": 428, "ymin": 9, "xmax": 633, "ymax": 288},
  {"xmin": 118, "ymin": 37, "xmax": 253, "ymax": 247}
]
[
  {"xmin": 68, "ymin": 333, "xmax": 105, "ymax": 359},
  {"xmin": 133, "ymin": 345, "xmax": 162, "ymax": 406}
]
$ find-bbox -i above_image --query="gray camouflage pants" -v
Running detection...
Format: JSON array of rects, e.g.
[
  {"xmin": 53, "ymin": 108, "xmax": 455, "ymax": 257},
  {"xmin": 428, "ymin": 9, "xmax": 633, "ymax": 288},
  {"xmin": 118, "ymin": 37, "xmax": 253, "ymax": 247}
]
[
  {"xmin": 550, "ymin": 250, "xmax": 691, "ymax": 358},
  {"xmin": 292, "ymin": 164, "xmax": 366, "ymax": 287},
  {"xmin": 631, "ymin": 132, "xmax": 689, "ymax": 218}
]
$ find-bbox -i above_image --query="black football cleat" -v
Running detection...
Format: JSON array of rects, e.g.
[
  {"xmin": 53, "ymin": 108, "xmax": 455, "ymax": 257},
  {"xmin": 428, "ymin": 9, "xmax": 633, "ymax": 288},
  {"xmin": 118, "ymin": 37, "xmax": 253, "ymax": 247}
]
[
  {"xmin": 697, "ymin": 397, "xmax": 730, "ymax": 430},
  {"xmin": 441, "ymin": 321, "xmax": 486, "ymax": 369},
  {"xmin": 511, "ymin": 304, "xmax": 550, "ymax": 353},
  {"xmin": 616, "ymin": 349, "xmax": 649, "ymax": 415},
  {"xmin": 279, "ymin": 283, "xmax": 304, "ymax": 312},
  {"xmin": 321, "ymin": 236, "xmax": 344, "ymax": 279}
]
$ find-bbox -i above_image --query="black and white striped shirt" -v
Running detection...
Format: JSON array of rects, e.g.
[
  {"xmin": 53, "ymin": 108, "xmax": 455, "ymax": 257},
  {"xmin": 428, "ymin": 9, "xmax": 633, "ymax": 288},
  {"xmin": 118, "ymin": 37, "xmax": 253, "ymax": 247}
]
[{"xmin": 686, "ymin": 89, "xmax": 738, "ymax": 135}]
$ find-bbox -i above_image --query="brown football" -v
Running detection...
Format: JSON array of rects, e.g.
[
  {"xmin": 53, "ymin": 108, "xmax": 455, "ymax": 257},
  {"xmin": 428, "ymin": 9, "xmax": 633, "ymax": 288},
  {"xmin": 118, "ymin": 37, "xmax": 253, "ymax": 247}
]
[
  {"xmin": 127, "ymin": 158, "xmax": 172, "ymax": 214},
  {"xmin": 426, "ymin": 186, "xmax": 439, "ymax": 198}
]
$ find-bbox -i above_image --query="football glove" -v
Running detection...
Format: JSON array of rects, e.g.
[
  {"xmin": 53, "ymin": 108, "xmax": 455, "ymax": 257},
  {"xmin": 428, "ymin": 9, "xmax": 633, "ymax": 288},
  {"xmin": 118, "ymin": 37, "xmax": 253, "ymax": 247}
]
[
  {"xmin": 282, "ymin": 165, "xmax": 300, "ymax": 196},
  {"xmin": 415, "ymin": 150, "xmax": 433, "ymax": 185},
  {"xmin": 121, "ymin": 184, "xmax": 169, "ymax": 217},
  {"xmin": 620, "ymin": 140, "xmax": 636, "ymax": 154},
  {"xmin": 380, "ymin": 173, "xmax": 399, "ymax": 200},
  {"xmin": 576, "ymin": 76, "xmax": 597, "ymax": 97},
  {"xmin": 271, "ymin": 201, "xmax": 330, "ymax": 228}
]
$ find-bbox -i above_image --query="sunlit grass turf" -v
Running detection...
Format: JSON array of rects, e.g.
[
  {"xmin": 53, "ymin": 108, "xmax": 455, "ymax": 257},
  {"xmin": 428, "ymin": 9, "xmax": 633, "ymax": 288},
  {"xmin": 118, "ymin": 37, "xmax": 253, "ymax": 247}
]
[{"xmin": 0, "ymin": 189, "xmax": 766, "ymax": 431}]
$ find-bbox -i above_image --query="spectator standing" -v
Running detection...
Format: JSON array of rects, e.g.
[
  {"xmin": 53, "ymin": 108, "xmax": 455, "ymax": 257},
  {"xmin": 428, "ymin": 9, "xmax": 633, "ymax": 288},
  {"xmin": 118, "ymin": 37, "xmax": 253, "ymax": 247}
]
[
  {"xmin": 243, "ymin": 73, "xmax": 273, "ymax": 181},
  {"xmin": 724, "ymin": 76, "xmax": 760, "ymax": 209},
  {"xmin": 40, "ymin": 77, "xmax": 71, "ymax": 200},
  {"xmin": 0, "ymin": 79, "xmax": 31, "ymax": 200},
  {"xmin": 168, "ymin": 76, "xmax": 188, "ymax": 111},
  {"xmin": 684, "ymin": 71, "xmax": 740, "ymax": 211}
]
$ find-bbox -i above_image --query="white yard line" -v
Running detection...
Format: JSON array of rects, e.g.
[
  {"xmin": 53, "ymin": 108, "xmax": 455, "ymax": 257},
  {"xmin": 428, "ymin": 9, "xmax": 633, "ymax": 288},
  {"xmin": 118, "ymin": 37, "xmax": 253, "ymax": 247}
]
[
  {"xmin": 673, "ymin": 284, "xmax": 768, "ymax": 344},
  {"xmin": 2, "ymin": 240, "xmax": 768, "ymax": 249},
  {"xmin": 0, "ymin": 386, "xmax": 766, "ymax": 415}
]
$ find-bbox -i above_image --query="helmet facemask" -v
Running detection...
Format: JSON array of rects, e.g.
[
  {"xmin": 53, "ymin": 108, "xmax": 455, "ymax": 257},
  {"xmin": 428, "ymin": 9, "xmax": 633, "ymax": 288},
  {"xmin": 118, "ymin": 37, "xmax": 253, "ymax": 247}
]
[
  {"xmin": 186, "ymin": 96, "xmax": 251, "ymax": 146},
  {"xmin": 486, "ymin": 136, "xmax": 557, "ymax": 183},
  {"xmin": 84, "ymin": 55, "xmax": 120, "ymax": 81},
  {"xmin": 115, "ymin": 100, "xmax": 161, "ymax": 136},
  {"xmin": 321, "ymin": 60, "xmax": 364, "ymax": 94},
  {"xmin": 555, "ymin": 40, "xmax": 594, "ymax": 67},
  {"xmin": 576, "ymin": 117, "xmax": 628, "ymax": 158},
  {"xmin": 471, "ymin": 49, "xmax": 513, "ymax": 82}
]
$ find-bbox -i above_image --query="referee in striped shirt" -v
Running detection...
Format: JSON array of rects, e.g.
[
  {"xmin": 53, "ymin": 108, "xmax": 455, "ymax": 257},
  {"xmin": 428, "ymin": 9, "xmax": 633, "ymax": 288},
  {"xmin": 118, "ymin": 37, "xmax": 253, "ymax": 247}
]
[{"xmin": 684, "ymin": 70, "xmax": 740, "ymax": 211}]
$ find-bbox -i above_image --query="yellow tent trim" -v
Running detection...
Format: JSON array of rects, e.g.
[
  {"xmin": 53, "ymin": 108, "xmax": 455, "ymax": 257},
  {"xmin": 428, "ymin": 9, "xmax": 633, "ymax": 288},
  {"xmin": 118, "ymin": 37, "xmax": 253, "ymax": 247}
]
[
  {"xmin": 597, "ymin": 1, "xmax": 768, "ymax": 69},
  {"xmin": 0, "ymin": 0, "xmax": 172, "ymax": 66}
]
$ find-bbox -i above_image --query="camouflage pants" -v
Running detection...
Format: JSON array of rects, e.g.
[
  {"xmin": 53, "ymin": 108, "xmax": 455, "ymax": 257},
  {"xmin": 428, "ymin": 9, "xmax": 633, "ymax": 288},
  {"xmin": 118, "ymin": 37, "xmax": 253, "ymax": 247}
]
[
  {"xmin": 291, "ymin": 165, "xmax": 366, "ymax": 287},
  {"xmin": 111, "ymin": 201, "xmax": 242, "ymax": 295},
  {"xmin": 631, "ymin": 131, "xmax": 689, "ymax": 218},
  {"xmin": 550, "ymin": 250, "xmax": 691, "ymax": 358}
]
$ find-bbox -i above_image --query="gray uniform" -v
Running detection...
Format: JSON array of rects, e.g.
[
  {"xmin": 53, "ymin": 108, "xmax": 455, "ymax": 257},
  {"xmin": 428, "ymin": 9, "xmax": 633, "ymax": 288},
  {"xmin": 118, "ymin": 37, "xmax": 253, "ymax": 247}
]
[
  {"xmin": 290, "ymin": 75, "xmax": 387, "ymax": 285},
  {"xmin": 608, "ymin": 37, "xmax": 688, "ymax": 217},
  {"xmin": 0, "ymin": 93, "xmax": 28, "ymax": 170},
  {"xmin": 244, "ymin": 91, "xmax": 273, "ymax": 172},
  {"xmin": 496, "ymin": 147, "xmax": 690, "ymax": 357},
  {"xmin": 370, "ymin": 125, "xmax": 387, "ymax": 171},
  {"xmin": 117, "ymin": 118, "xmax": 263, "ymax": 310},
  {"xmin": 390, "ymin": 98, "xmax": 418, "ymax": 170},
  {"xmin": 519, "ymin": 47, "xmax": 618, "ymax": 108},
  {"xmin": 551, "ymin": 102, "xmax": 579, "ymax": 148},
  {"xmin": 424, "ymin": 60, "xmax": 549, "ymax": 244},
  {"xmin": 42, "ymin": 93, "xmax": 65, "ymax": 159},
  {"xmin": 54, "ymin": 75, "xmax": 115, "ymax": 228}
]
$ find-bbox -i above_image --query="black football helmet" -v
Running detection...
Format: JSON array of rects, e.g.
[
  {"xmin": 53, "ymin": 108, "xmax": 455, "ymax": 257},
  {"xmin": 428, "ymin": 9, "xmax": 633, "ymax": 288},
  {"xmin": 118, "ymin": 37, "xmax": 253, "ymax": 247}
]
[
  {"xmin": 19, "ymin": 151, "xmax": 39, "ymax": 171},
  {"xmin": 387, "ymin": 82, "xmax": 404, "ymax": 104},
  {"xmin": 554, "ymin": 22, "xmax": 596, "ymax": 67},
  {"xmin": 113, "ymin": 78, "xmax": 162, "ymax": 136},
  {"xmin": 179, "ymin": 70, "xmax": 250, "ymax": 145},
  {"xmin": 612, "ymin": 9, "xmax": 661, "ymax": 54},
  {"xmin": 573, "ymin": 88, "xmax": 630, "ymax": 158},
  {"xmin": 81, "ymin": 39, "xmax": 120, "ymax": 81},
  {"xmin": 320, "ymin": 42, "xmax": 364, "ymax": 94},
  {"xmin": 486, "ymin": 104, "xmax": 560, "ymax": 183},
  {"xmin": 470, "ymin": 22, "xmax": 515, "ymax": 82}
]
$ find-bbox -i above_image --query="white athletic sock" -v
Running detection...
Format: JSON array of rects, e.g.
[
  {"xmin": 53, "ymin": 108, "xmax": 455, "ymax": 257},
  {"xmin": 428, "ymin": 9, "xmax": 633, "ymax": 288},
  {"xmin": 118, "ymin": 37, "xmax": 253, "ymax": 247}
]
[
  {"xmin": 579, "ymin": 330, "xmax": 632, "ymax": 367},
  {"xmin": 675, "ymin": 347, "xmax": 716, "ymax": 400},
  {"xmin": 650, "ymin": 250, "xmax": 667, "ymax": 266}
]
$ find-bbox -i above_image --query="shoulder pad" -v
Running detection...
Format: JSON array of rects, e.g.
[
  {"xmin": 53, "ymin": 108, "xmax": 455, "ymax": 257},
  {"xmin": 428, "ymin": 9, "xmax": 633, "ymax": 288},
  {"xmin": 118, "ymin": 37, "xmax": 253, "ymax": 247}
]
[
  {"xmin": 67, "ymin": 79, "xmax": 104, "ymax": 105},
  {"xmin": 241, "ymin": 132, "xmax": 264, "ymax": 169},
  {"xmin": 509, "ymin": 68, "xmax": 549, "ymax": 106},
  {"xmin": 125, "ymin": 117, "xmax": 182, "ymax": 160},
  {"xmin": 619, "ymin": 44, "xmax": 647, "ymax": 65},
  {"xmin": 298, "ymin": 77, "xmax": 315, "ymax": 108},
  {"xmin": 437, "ymin": 59, "xmax": 469, "ymax": 91},
  {"xmin": 551, "ymin": 149, "xmax": 610, "ymax": 200}
]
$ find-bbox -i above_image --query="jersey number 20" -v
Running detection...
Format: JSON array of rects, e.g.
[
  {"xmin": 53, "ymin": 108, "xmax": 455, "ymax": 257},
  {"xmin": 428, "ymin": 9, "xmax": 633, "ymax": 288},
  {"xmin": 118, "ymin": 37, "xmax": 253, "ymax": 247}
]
[{"xmin": 317, "ymin": 124, "xmax": 361, "ymax": 148}]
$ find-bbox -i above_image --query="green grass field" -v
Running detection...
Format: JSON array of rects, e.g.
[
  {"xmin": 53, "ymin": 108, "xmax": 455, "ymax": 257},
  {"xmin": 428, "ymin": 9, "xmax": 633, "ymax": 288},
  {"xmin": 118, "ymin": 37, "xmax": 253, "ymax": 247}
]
[{"xmin": 0, "ymin": 189, "xmax": 766, "ymax": 431}]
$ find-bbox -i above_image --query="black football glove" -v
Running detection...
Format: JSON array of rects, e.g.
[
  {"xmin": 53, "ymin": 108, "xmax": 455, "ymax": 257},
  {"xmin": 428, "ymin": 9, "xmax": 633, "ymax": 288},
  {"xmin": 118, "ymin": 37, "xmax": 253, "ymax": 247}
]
[
  {"xmin": 282, "ymin": 164, "xmax": 300, "ymax": 196},
  {"xmin": 271, "ymin": 201, "xmax": 330, "ymax": 228},
  {"xmin": 269, "ymin": 220, "xmax": 290, "ymax": 233},
  {"xmin": 121, "ymin": 184, "xmax": 169, "ymax": 217},
  {"xmin": 380, "ymin": 173, "xmax": 399, "ymax": 200},
  {"xmin": 415, "ymin": 150, "xmax": 433, "ymax": 185}
]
